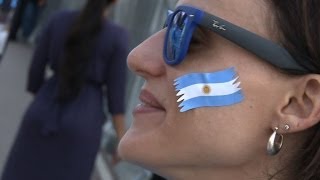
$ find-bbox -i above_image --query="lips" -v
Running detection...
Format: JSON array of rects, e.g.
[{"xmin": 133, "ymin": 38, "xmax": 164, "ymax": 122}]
[
  {"xmin": 137, "ymin": 89, "xmax": 165, "ymax": 111},
  {"xmin": 131, "ymin": 89, "xmax": 166, "ymax": 130}
]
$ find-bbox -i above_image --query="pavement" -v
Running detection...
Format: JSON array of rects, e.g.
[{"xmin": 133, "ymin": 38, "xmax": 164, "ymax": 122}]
[{"xmin": 0, "ymin": 41, "xmax": 33, "ymax": 176}]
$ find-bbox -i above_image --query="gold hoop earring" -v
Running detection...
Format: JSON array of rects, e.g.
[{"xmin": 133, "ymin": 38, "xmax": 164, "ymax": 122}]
[{"xmin": 267, "ymin": 127, "xmax": 283, "ymax": 156}]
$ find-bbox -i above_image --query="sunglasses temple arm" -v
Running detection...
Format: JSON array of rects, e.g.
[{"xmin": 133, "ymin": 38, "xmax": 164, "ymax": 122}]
[{"xmin": 200, "ymin": 12, "xmax": 310, "ymax": 72}]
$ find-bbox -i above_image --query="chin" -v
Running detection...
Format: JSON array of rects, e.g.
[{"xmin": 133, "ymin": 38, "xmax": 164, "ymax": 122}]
[
  {"xmin": 118, "ymin": 135, "xmax": 171, "ymax": 179},
  {"xmin": 118, "ymin": 128, "xmax": 171, "ymax": 171},
  {"xmin": 118, "ymin": 132, "xmax": 202, "ymax": 180},
  {"xmin": 119, "ymin": 128, "xmax": 153, "ymax": 162},
  {"xmin": 119, "ymin": 136, "xmax": 183, "ymax": 180}
]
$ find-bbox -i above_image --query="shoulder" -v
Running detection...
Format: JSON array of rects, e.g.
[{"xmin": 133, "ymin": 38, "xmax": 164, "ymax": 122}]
[
  {"xmin": 38, "ymin": 10, "xmax": 79, "ymax": 42},
  {"xmin": 100, "ymin": 20, "xmax": 129, "ymax": 48},
  {"xmin": 47, "ymin": 10, "xmax": 79, "ymax": 26},
  {"xmin": 104, "ymin": 20, "xmax": 129, "ymax": 38}
]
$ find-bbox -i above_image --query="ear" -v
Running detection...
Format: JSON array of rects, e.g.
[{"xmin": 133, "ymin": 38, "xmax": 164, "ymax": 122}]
[{"xmin": 277, "ymin": 75, "xmax": 320, "ymax": 134}]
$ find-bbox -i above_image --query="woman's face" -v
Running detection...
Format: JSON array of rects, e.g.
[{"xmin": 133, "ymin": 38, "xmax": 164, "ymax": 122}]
[{"xmin": 119, "ymin": 0, "xmax": 292, "ymax": 178}]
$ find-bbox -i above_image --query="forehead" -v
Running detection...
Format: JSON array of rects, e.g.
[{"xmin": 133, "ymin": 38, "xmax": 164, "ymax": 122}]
[{"xmin": 176, "ymin": 0, "xmax": 273, "ymax": 39}]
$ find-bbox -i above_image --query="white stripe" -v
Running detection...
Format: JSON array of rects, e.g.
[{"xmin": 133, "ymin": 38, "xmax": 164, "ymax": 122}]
[{"xmin": 177, "ymin": 77, "xmax": 241, "ymax": 102}]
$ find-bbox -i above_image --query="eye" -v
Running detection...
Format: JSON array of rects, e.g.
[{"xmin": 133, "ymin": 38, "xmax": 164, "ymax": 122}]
[
  {"xmin": 189, "ymin": 28, "xmax": 207, "ymax": 49},
  {"xmin": 190, "ymin": 30, "xmax": 202, "ymax": 44}
]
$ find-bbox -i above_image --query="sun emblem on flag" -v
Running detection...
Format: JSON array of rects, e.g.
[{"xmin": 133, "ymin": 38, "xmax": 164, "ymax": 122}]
[{"xmin": 202, "ymin": 85, "xmax": 211, "ymax": 94}]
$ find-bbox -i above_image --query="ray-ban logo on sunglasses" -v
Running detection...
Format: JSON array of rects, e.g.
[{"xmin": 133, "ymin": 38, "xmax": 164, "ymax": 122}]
[{"xmin": 212, "ymin": 20, "xmax": 226, "ymax": 31}]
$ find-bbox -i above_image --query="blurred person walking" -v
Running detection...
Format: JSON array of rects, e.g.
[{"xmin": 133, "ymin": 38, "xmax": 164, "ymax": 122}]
[
  {"xmin": 1, "ymin": 0, "xmax": 128, "ymax": 179},
  {"xmin": 0, "ymin": 0, "xmax": 18, "ymax": 11},
  {"xmin": 9, "ymin": 0, "xmax": 46, "ymax": 41}
]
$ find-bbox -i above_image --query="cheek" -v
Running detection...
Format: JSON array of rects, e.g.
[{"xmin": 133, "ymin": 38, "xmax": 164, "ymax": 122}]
[
  {"xmin": 161, "ymin": 70, "xmax": 277, "ymax": 166},
  {"xmin": 150, "ymin": 82, "xmax": 269, "ymax": 167},
  {"xmin": 167, "ymin": 105, "xmax": 268, "ymax": 167}
]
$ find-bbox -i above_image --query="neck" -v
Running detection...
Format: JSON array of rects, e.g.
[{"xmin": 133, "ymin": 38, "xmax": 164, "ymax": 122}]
[
  {"xmin": 156, "ymin": 156, "xmax": 291, "ymax": 180},
  {"xmin": 164, "ymin": 166, "xmax": 270, "ymax": 180}
]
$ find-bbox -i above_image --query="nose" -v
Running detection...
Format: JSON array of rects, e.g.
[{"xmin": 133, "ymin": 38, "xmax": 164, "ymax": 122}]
[{"xmin": 127, "ymin": 31, "xmax": 166, "ymax": 79}]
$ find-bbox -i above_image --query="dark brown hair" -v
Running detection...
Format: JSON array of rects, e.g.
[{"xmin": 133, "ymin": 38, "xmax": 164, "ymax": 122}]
[
  {"xmin": 269, "ymin": 0, "xmax": 320, "ymax": 179},
  {"xmin": 57, "ymin": 0, "xmax": 114, "ymax": 102}
]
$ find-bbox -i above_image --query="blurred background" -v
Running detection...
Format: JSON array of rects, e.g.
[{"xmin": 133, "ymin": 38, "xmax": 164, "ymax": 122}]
[{"xmin": 0, "ymin": 0, "xmax": 177, "ymax": 179}]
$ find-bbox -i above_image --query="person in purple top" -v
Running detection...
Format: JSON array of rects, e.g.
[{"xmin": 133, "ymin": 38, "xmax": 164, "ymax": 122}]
[{"xmin": 1, "ymin": 0, "xmax": 128, "ymax": 179}]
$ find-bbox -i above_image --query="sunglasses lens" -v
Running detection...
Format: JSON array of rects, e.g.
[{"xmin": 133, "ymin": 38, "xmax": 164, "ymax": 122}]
[{"xmin": 166, "ymin": 11, "xmax": 189, "ymax": 64}]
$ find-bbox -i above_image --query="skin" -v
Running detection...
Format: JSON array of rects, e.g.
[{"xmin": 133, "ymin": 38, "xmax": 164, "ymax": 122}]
[{"xmin": 119, "ymin": 0, "xmax": 320, "ymax": 179}]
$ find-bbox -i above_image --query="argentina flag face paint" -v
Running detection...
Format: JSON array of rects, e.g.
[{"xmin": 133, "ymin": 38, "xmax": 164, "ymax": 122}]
[{"xmin": 174, "ymin": 68, "xmax": 244, "ymax": 112}]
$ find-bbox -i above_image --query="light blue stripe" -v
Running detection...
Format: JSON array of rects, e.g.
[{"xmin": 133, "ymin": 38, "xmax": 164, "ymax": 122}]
[
  {"xmin": 174, "ymin": 68, "xmax": 236, "ymax": 90},
  {"xmin": 179, "ymin": 91, "xmax": 244, "ymax": 112}
]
